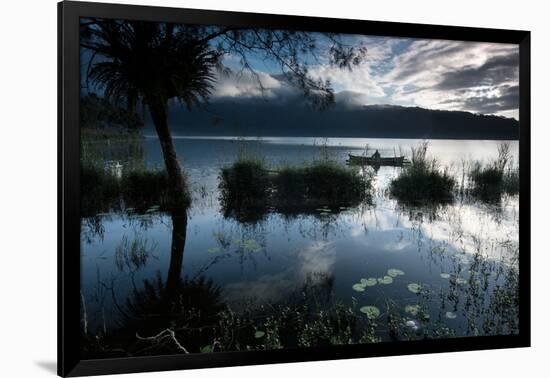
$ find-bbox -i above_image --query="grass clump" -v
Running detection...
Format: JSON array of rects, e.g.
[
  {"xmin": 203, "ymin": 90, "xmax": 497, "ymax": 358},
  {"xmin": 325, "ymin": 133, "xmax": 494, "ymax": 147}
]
[
  {"xmin": 218, "ymin": 159, "xmax": 271, "ymax": 222},
  {"xmin": 120, "ymin": 169, "xmax": 190, "ymax": 210},
  {"xmin": 389, "ymin": 142, "xmax": 455, "ymax": 205},
  {"xmin": 469, "ymin": 143, "xmax": 519, "ymax": 201},
  {"xmin": 81, "ymin": 164, "xmax": 190, "ymax": 216},
  {"xmin": 81, "ymin": 163, "xmax": 121, "ymax": 217},
  {"xmin": 273, "ymin": 161, "xmax": 371, "ymax": 208},
  {"xmin": 219, "ymin": 157, "xmax": 372, "ymax": 220}
]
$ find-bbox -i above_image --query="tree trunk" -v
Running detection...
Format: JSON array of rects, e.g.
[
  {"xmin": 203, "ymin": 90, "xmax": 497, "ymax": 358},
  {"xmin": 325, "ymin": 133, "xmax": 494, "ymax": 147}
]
[
  {"xmin": 165, "ymin": 212, "xmax": 188, "ymax": 296},
  {"xmin": 146, "ymin": 96, "xmax": 187, "ymax": 207}
]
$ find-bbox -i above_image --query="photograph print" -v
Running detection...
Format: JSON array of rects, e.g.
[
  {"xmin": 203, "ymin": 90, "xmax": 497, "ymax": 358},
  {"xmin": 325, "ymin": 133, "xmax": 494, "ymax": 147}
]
[{"xmin": 79, "ymin": 17, "xmax": 521, "ymax": 359}]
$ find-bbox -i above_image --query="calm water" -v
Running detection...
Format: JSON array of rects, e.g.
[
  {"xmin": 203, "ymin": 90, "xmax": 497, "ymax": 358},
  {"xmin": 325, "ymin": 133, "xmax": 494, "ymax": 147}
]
[{"xmin": 81, "ymin": 137, "xmax": 519, "ymax": 346}]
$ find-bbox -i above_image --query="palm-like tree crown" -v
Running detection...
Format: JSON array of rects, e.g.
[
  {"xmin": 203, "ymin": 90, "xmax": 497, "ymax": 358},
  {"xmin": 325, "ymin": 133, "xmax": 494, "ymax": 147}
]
[{"xmin": 84, "ymin": 20, "xmax": 221, "ymax": 109}]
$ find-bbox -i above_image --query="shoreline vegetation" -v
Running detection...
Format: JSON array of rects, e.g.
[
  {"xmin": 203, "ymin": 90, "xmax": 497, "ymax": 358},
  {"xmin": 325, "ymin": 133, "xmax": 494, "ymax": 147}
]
[{"xmin": 81, "ymin": 130, "xmax": 520, "ymax": 217}]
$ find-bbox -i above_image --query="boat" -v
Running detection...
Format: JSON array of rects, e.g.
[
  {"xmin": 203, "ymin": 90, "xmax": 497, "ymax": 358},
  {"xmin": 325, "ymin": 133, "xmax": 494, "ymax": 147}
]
[{"xmin": 346, "ymin": 154, "xmax": 410, "ymax": 167}]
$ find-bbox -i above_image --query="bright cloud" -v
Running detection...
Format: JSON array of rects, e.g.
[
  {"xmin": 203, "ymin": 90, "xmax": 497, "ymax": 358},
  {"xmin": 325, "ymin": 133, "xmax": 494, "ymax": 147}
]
[{"xmin": 212, "ymin": 36, "xmax": 519, "ymax": 119}]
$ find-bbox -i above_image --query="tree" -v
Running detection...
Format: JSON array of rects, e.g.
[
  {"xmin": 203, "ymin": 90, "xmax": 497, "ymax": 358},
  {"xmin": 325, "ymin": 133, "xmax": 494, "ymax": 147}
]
[{"xmin": 81, "ymin": 19, "xmax": 366, "ymax": 206}]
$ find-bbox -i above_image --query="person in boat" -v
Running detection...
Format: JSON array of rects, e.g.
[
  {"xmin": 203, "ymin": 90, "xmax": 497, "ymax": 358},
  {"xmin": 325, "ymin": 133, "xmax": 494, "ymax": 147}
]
[{"xmin": 371, "ymin": 149, "xmax": 381, "ymax": 159}]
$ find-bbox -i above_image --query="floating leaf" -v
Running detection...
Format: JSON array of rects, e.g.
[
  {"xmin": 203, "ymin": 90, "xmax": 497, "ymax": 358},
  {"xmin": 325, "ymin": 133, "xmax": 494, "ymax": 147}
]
[
  {"xmin": 200, "ymin": 345, "xmax": 213, "ymax": 353},
  {"xmin": 360, "ymin": 278, "xmax": 368, "ymax": 285},
  {"xmin": 254, "ymin": 331, "xmax": 265, "ymax": 338},
  {"xmin": 207, "ymin": 247, "xmax": 221, "ymax": 254},
  {"xmin": 243, "ymin": 239, "xmax": 261, "ymax": 252},
  {"xmin": 360, "ymin": 306, "xmax": 380, "ymax": 319},
  {"xmin": 364, "ymin": 278, "xmax": 378, "ymax": 287},
  {"xmin": 408, "ymin": 283, "xmax": 422, "ymax": 294},
  {"xmin": 378, "ymin": 276, "xmax": 393, "ymax": 285},
  {"xmin": 405, "ymin": 304, "xmax": 421, "ymax": 316},
  {"xmin": 445, "ymin": 311, "xmax": 457, "ymax": 319},
  {"xmin": 405, "ymin": 319, "xmax": 421, "ymax": 331},
  {"xmin": 387, "ymin": 268, "xmax": 405, "ymax": 277},
  {"xmin": 352, "ymin": 283, "xmax": 366, "ymax": 292},
  {"xmin": 454, "ymin": 277, "xmax": 467, "ymax": 285},
  {"xmin": 440, "ymin": 273, "xmax": 451, "ymax": 279}
]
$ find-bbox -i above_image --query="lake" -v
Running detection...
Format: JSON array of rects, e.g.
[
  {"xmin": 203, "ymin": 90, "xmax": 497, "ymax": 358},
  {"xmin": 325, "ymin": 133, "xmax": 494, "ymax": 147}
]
[{"xmin": 80, "ymin": 136, "xmax": 519, "ymax": 353}]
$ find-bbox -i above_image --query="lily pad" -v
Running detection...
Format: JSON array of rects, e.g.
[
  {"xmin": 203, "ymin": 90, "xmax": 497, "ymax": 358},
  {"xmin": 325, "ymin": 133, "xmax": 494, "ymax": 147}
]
[
  {"xmin": 360, "ymin": 306, "xmax": 380, "ymax": 319},
  {"xmin": 352, "ymin": 283, "xmax": 366, "ymax": 292},
  {"xmin": 200, "ymin": 345, "xmax": 213, "ymax": 353},
  {"xmin": 408, "ymin": 283, "xmax": 422, "ymax": 294},
  {"xmin": 243, "ymin": 239, "xmax": 261, "ymax": 252},
  {"xmin": 388, "ymin": 268, "xmax": 405, "ymax": 277},
  {"xmin": 378, "ymin": 276, "xmax": 393, "ymax": 285},
  {"xmin": 207, "ymin": 247, "xmax": 221, "ymax": 254},
  {"xmin": 405, "ymin": 319, "xmax": 421, "ymax": 331},
  {"xmin": 364, "ymin": 278, "xmax": 378, "ymax": 287},
  {"xmin": 405, "ymin": 304, "xmax": 421, "ymax": 316},
  {"xmin": 254, "ymin": 331, "xmax": 265, "ymax": 338},
  {"xmin": 360, "ymin": 278, "xmax": 368, "ymax": 285},
  {"xmin": 454, "ymin": 277, "xmax": 467, "ymax": 285},
  {"xmin": 440, "ymin": 273, "xmax": 451, "ymax": 279},
  {"xmin": 445, "ymin": 311, "xmax": 457, "ymax": 319}
]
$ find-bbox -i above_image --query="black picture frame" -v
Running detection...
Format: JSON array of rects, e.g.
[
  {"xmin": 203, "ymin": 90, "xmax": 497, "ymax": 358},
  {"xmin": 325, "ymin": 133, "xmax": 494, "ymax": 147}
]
[{"xmin": 58, "ymin": 1, "xmax": 531, "ymax": 376}]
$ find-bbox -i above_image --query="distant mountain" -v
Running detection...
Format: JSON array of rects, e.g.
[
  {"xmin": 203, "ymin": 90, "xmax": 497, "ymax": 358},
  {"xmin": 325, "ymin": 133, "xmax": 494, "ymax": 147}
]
[{"xmin": 151, "ymin": 96, "xmax": 519, "ymax": 140}]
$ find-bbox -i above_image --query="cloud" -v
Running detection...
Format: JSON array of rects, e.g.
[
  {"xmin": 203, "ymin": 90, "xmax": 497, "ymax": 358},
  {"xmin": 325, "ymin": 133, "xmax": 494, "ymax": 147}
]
[
  {"xmin": 434, "ymin": 54, "xmax": 519, "ymax": 91},
  {"xmin": 208, "ymin": 36, "xmax": 520, "ymax": 119},
  {"xmin": 212, "ymin": 70, "xmax": 292, "ymax": 99},
  {"xmin": 383, "ymin": 39, "xmax": 519, "ymax": 117}
]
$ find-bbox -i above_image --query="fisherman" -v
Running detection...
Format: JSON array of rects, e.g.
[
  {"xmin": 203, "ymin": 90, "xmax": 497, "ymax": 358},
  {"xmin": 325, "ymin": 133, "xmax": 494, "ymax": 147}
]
[{"xmin": 371, "ymin": 149, "xmax": 381, "ymax": 159}]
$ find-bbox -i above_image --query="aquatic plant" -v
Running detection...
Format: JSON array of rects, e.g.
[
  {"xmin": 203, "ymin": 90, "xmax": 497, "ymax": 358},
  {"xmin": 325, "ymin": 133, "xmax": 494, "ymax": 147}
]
[
  {"xmin": 81, "ymin": 164, "xmax": 191, "ymax": 216},
  {"xmin": 218, "ymin": 158, "xmax": 271, "ymax": 222},
  {"xmin": 389, "ymin": 142, "xmax": 455, "ymax": 205},
  {"xmin": 219, "ymin": 158, "xmax": 373, "ymax": 220},
  {"xmin": 468, "ymin": 142, "xmax": 519, "ymax": 201}
]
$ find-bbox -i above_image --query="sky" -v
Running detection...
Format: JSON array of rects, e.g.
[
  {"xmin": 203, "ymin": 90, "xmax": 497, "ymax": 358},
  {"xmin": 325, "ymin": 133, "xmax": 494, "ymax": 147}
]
[{"xmin": 210, "ymin": 35, "xmax": 520, "ymax": 120}]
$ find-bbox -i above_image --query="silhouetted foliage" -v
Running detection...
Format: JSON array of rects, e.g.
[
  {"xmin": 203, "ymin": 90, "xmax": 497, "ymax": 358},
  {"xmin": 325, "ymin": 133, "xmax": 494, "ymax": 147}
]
[
  {"xmin": 80, "ymin": 165, "xmax": 190, "ymax": 216},
  {"xmin": 80, "ymin": 93, "xmax": 144, "ymax": 130}
]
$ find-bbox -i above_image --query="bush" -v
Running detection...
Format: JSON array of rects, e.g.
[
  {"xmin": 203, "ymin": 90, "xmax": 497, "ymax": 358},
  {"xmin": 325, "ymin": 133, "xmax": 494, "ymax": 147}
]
[{"xmin": 389, "ymin": 142, "xmax": 455, "ymax": 205}]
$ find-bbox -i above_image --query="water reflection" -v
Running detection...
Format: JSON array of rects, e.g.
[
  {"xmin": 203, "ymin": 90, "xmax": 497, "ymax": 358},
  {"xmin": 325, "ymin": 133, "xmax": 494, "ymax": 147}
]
[{"xmin": 81, "ymin": 137, "xmax": 520, "ymax": 358}]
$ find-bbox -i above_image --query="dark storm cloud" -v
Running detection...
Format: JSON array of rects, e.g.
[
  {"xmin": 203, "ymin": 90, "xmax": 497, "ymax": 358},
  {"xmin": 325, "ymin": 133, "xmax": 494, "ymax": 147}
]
[
  {"xmin": 444, "ymin": 85, "xmax": 519, "ymax": 114},
  {"xmin": 434, "ymin": 53, "xmax": 519, "ymax": 91}
]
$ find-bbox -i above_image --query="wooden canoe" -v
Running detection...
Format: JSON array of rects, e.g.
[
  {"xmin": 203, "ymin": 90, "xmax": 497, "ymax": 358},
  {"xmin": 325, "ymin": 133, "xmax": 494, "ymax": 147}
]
[{"xmin": 346, "ymin": 154, "xmax": 410, "ymax": 166}]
